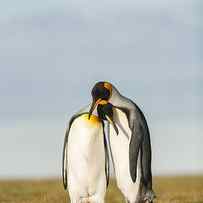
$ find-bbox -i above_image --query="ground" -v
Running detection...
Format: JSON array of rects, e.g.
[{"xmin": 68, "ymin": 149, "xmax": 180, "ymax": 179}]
[{"xmin": 0, "ymin": 176, "xmax": 203, "ymax": 203}]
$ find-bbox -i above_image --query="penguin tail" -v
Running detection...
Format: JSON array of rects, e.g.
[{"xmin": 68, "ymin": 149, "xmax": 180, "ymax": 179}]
[{"xmin": 143, "ymin": 189, "xmax": 156, "ymax": 203}]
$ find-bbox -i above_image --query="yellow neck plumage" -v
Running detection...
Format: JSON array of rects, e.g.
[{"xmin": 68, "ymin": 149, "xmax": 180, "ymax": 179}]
[{"xmin": 81, "ymin": 113, "xmax": 101, "ymax": 125}]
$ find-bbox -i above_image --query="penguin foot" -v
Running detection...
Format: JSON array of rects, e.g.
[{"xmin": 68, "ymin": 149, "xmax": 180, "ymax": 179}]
[{"xmin": 143, "ymin": 190, "xmax": 156, "ymax": 203}]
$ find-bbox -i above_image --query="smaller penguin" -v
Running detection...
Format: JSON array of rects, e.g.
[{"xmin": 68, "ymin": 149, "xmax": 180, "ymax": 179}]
[{"xmin": 62, "ymin": 101, "xmax": 118, "ymax": 203}]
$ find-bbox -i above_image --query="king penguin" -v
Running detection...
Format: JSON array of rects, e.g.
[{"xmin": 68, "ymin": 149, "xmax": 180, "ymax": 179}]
[
  {"xmin": 89, "ymin": 81, "xmax": 155, "ymax": 203},
  {"xmin": 62, "ymin": 100, "xmax": 118, "ymax": 203}
]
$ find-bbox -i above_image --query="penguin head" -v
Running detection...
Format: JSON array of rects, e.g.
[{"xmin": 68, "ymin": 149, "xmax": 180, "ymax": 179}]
[
  {"xmin": 96, "ymin": 100, "xmax": 119, "ymax": 135},
  {"xmin": 89, "ymin": 81, "xmax": 112, "ymax": 118}
]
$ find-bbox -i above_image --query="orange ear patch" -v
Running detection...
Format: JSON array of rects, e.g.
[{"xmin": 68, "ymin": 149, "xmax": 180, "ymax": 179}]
[
  {"xmin": 104, "ymin": 82, "xmax": 112, "ymax": 96},
  {"xmin": 98, "ymin": 100, "xmax": 108, "ymax": 105}
]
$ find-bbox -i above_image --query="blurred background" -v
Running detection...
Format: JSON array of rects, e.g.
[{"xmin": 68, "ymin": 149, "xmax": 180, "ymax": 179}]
[{"xmin": 0, "ymin": 0, "xmax": 202, "ymax": 178}]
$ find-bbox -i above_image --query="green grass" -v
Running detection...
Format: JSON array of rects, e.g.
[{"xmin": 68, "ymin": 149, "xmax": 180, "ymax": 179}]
[{"xmin": 0, "ymin": 176, "xmax": 203, "ymax": 203}]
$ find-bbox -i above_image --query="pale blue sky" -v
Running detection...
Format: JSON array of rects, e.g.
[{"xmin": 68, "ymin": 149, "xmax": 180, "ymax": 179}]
[{"xmin": 0, "ymin": 0, "xmax": 202, "ymax": 177}]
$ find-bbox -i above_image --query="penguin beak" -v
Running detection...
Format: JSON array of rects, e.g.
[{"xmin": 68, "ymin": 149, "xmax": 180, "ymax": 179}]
[
  {"xmin": 89, "ymin": 98, "xmax": 102, "ymax": 119},
  {"xmin": 106, "ymin": 115, "xmax": 119, "ymax": 135}
]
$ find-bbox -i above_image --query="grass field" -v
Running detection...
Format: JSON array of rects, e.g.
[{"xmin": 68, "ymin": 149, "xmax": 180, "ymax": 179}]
[{"xmin": 0, "ymin": 176, "xmax": 203, "ymax": 203}]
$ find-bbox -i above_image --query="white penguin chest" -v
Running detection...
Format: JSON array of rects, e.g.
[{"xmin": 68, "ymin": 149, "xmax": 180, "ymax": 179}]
[
  {"xmin": 109, "ymin": 109, "xmax": 141, "ymax": 199},
  {"xmin": 67, "ymin": 114, "xmax": 106, "ymax": 194}
]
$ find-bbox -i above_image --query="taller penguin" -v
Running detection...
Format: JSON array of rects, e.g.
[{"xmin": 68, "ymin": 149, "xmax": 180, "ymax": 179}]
[{"xmin": 89, "ymin": 81, "xmax": 155, "ymax": 203}]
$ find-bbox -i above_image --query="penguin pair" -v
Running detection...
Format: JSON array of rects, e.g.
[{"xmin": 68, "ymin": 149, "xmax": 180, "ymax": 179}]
[
  {"xmin": 63, "ymin": 81, "xmax": 155, "ymax": 203},
  {"xmin": 62, "ymin": 100, "xmax": 118, "ymax": 203},
  {"xmin": 89, "ymin": 82, "xmax": 155, "ymax": 203}
]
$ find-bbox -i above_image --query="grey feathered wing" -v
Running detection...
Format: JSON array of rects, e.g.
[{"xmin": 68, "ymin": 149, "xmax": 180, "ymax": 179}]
[
  {"xmin": 129, "ymin": 121, "xmax": 143, "ymax": 183},
  {"xmin": 129, "ymin": 105, "xmax": 155, "ymax": 201}
]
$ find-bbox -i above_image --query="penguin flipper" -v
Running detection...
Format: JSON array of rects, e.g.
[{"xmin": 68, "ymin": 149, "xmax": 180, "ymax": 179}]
[
  {"xmin": 140, "ymin": 123, "xmax": 152, "ymax": 190},
  {"xmin": 102, "ymin": 122, "xmax": 110, "ymax": 187},
  {"xmin": 126, "ymin": 102, "xmax": 153, "ymax": 191},
  {"xmin": 129, "ymin": 123, "xmax": 142, "ymax": 182},
  {"xmin": 62, "ymin": 128, "xmax": 69, "ymax": 190}
]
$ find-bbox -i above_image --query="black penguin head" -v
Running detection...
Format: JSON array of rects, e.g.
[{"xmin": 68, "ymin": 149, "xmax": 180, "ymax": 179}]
[
  {"xmin": 97, "ymin": 101, "xmax": 119, "ymax": 135},
  {"xmin": 89, "ymin": 81, "xmax": 112, "ymax": 119},
  {"xmin": 91, "ymin": 81, "xmax": 112, "ymax": 101}
]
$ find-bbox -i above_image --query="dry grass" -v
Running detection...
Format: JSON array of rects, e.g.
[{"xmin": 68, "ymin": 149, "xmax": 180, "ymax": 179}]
[{"xmin": 0, "ymin": 176, "xmax": 203, "ymax": 203}]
